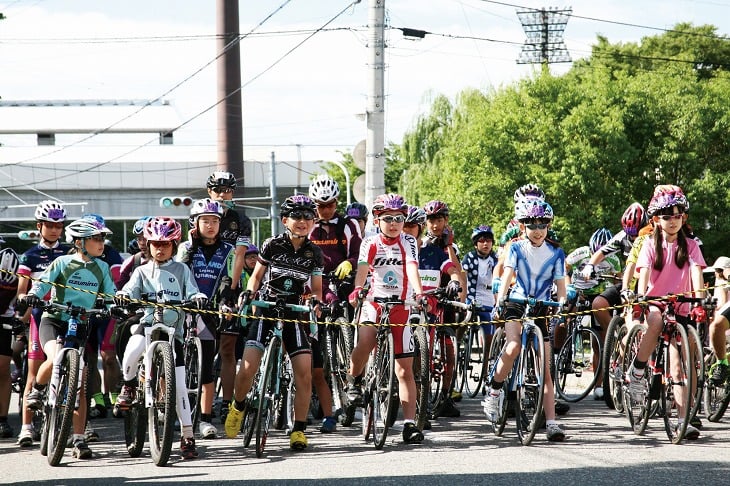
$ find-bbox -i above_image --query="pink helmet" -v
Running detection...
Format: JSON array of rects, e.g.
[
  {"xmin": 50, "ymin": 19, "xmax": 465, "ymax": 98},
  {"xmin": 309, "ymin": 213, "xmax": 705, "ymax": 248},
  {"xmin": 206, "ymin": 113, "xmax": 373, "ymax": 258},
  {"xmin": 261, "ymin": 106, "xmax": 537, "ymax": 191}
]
[
  {"xmin": 144, "ymin": 217, "xmax": 182, "ymax": 242},
  {"xmin": 621, "ymin": 202, "xmax": 648, "ymax": 236},
  {"xmin": 647, "ymin": 185, "xmax": 688, "ymax": 216},
  {"xmin": 423, "ymin": 200, "xmax": 449, "ymax": 217},
  {"xmin": 372, "ymin": 194, "xmax": 408, "ymax": 217}
]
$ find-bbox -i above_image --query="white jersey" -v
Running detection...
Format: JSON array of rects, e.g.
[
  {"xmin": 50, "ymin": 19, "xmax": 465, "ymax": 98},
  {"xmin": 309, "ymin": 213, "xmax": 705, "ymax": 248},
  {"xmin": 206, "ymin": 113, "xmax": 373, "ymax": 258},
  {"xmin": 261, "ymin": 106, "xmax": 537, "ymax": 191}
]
[{"xmin": 358, "ymin": 233, "xmax": 419, "ymax": 301}]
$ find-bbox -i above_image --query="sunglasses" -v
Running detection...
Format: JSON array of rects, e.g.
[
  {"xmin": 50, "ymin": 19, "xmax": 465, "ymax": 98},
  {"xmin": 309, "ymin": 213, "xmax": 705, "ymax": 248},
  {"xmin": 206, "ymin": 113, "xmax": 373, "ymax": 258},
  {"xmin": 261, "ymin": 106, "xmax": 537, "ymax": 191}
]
[
  {"xmin": 525, "ymin": 223, "xmax": 549, "ymax": 230},
  {"xmin": 316, "ymin": 200, "xmax": 337, "ymax": 209},
  {"xmin": 87, "ymin": 235, "xmax": 107, "ymax": 242},
  {"xmin": 380, "ymin": 215, "xmax": 405, "ymax": 224},
  {"xmin": 211, "ymin": 187, "xmax": 234, "ymax": 194},
  {"xmin": 658, "ymin": 213, "xmax": 683, "ymax": 221},
  {"xmin": 288, "ymin": 211, "xmax": 315, "ymax": 221}
]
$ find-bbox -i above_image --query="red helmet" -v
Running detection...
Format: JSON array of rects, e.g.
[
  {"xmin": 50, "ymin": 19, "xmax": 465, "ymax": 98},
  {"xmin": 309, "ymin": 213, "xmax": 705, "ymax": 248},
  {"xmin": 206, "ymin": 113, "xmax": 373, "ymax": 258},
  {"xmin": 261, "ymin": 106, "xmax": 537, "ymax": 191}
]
[
  {"xmin": 144, "ymin": 217, "xmax": 182, "ymax": 242},
  {"xmin": 621, "ymin": 202, "xmax": 648, "ymax": 236},
  {"xmin": 423, "ymin": 200, "xmax": 449, "ymax": 217}
]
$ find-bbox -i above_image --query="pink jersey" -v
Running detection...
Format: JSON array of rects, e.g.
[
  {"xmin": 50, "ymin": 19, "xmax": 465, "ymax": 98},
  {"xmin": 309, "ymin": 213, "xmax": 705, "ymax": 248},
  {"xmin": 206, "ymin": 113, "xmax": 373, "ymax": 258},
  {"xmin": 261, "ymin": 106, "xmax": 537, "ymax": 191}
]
[
  {"xmin": 359, "ymin": 233, "xmax": 419, "ymax": 300},
  {"xmin": 636, "ymin": 235, "xmax": 706, "ymax": 316}
]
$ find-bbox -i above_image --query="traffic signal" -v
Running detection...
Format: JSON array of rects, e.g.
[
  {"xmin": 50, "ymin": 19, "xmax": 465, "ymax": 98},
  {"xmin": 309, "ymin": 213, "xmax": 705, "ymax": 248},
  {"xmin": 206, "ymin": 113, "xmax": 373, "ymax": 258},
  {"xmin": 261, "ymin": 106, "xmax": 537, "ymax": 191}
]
[
  {"xmin": 159, "ymin": 196, "xmax": 193, "ymax": 208},
  {"xmin": 18, "ymin": 230, "xmax": 41, "ymax": 240}
]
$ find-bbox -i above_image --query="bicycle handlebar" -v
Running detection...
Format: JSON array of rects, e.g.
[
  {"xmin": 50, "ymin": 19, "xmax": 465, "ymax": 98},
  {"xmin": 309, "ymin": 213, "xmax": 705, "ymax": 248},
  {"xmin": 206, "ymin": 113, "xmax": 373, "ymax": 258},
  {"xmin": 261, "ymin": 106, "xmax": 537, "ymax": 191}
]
[{"xmin": 507, "ymin": 296, "xmax": 561, "ymax": 308}]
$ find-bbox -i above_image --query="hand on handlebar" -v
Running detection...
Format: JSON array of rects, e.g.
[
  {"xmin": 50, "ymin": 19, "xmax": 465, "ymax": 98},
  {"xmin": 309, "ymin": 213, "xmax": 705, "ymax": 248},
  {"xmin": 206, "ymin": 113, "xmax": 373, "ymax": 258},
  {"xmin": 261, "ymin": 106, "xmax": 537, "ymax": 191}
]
[{"xmin": 445, "ymin": 280, "xmax": 462, "ymax": 299}]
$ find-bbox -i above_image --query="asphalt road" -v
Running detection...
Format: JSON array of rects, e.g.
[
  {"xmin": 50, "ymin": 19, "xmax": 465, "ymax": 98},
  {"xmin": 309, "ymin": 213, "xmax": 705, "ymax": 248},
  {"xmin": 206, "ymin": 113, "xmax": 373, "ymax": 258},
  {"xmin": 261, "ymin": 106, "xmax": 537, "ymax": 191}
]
[{"xmin": 2, "ymin": 392, "xmax": 729, "ymax": 485}]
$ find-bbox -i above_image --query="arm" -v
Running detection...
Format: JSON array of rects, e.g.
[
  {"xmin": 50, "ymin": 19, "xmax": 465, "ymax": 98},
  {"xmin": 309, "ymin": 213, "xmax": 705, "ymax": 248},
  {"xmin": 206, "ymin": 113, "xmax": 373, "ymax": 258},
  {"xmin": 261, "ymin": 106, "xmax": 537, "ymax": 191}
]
[
  {"xmin": 637, "ymin": 267, "xmax": 650, "ymax": 297},
  {"xmin": 407, "ymin": 261, "xmax": 424, "ymax": 296},
  {"xmin": 691, "ymin": 265, "xmax": 705, "ymax": 299},
  {"xmin": 245, "ymin": 261, "xmax": 266, "ymax": 295},
  {"xmin": 230, "ymin": 245, "xmax": 246, "ymax": 290},
  {"xmin": 496, "ymin": 266, "xmax": 515, "ymax": 306}
]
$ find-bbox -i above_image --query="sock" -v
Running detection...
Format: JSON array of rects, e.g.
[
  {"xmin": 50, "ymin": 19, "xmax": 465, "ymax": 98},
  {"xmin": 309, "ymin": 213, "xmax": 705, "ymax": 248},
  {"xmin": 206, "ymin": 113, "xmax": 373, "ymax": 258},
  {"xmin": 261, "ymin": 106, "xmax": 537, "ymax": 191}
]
[
  {"xmin": 22, "ymin": 424, "xmax": 32, "ymax": 432},
  {"xmin": 234, "ymin": 399, "xmax": 246, "ymax": 412},
  {"xmin": 489, "ymin": 380, "xmax": 504, "ymax": 391},
  {"xmin": 110, "ymin": 392, "xmax": 119, "ymax": 404},
  {"xmin": 546, "ymin": 420, "xmax": 558, "ymax": 426},
  {"xmin": 403, "ymin": 419, "xmax": 415, "ymax": 426},
  {"xmin": 92, "ymin": 392, "xmax": 105, "ymax": 406},
  {"xmin": 182, "ymin": 425, "xmax": 194, "ymax": 439},
  {"xmin": 292, "ymin": 420, "xmax": 307, "ymax": 433},
  {"xmin": 201, "ymin": 414, "xmax": 212, "ymax": 423},
  {"xmin": 73, "ymin": 433, "xmax": 84, "ymax": 444},
  {"xmin": 33, "ymin": 380, "xmax": 46, "ymax": 391}
]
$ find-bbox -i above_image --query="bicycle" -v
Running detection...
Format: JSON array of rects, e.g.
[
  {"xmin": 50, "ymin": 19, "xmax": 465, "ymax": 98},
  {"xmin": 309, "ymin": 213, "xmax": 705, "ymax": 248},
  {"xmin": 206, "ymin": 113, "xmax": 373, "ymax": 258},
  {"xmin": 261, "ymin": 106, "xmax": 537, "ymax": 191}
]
[
  {"xmin": 486, "ymin": 296, "xmax": 557, "ymax": 445},
  {"xmin": 553, "ymin": 289, "xmax": 603, "ymax": 402},
  {"xmin": 602, "ymin": 307, "xmax": 632, "ymax": 413},
  {"xmin": 183, "ymin": 307, "xmax": 206, "ymax": 432},
  {"xmin": 456, "ymin": 303, "xmax": 491, "ymax": 399},
  {"xmin": 4, "ymin": 317, "xmax": 42, "ymax": 438},
  {"xmin": 622, "ymin": 295, "xmax": 702, "ymax": 444}
]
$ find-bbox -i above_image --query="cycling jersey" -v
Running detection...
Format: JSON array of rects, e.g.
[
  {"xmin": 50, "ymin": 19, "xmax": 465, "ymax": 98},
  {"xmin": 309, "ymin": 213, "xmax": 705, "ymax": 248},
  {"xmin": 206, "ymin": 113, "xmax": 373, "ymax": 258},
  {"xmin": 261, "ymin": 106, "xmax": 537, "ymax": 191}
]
[
  {"xmin": 359, "ymin": 233, "xmax": 419, "ymax": 301},
  {"xmin": 177, "ymin": 240, "xmax": 235, "ymax": 302},
  {"xmin": 219, "ymin": 207, "xmax": 252, "ymax": 248},
  {"xmin": 18, "ymin": 241, "xmax": 73, "ymax": 299},
  {"xmin": 504, "ymin": 239, "xmax": 565, "ymax": 302},
  {"xmin": 309, "ymin": 213, "xmax": 361, "ymax": 275},
  {"xmin": 599, "ymin": 230, "xmax": 634, "ymax": 259},
  {"xmin": 462, "ymin": 249, "xmax": 497, "ymax": 307},
  {"xmin": 418, "ymin": 242, "xmax": 455, "ymax": 292},
  {"xmin": 256, "ymin": 233, "xmax": 324, "ymax": 303},
  {"xmin": 566, "ymin": 245, "xmax": 621, "ymax": 295}
]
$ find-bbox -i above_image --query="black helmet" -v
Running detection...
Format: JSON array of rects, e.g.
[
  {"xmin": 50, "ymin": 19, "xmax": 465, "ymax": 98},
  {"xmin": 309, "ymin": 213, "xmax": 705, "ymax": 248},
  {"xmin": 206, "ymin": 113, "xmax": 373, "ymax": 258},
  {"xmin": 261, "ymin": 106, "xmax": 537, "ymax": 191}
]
[
  {"xmin": 280, "ymin": 195, "xmax": 317, "ymax": 217},
  {"xmin": 346, "ymin": 202, "xmax": 368, "ymax": 221},
  {"xmin": 206, "ymin": 171, "xmax": 237, "ymax": 189}
]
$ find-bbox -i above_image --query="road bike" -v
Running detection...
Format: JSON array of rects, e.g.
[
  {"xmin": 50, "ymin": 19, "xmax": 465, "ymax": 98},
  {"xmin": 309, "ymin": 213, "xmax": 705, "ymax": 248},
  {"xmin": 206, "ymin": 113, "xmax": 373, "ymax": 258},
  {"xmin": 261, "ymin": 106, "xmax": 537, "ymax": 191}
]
[{"xmin": 455, "ymin": 304, "xmax": 491, "ymax": 399}]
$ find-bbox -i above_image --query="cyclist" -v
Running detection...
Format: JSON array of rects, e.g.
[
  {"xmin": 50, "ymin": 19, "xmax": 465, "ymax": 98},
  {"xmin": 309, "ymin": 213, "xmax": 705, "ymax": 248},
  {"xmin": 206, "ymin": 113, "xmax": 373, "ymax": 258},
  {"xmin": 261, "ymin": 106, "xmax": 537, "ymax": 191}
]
[
  {"xmin": 20, "ymin": 217, "xmax": 116, "ymax": 459},
  {"xmin": 177, "ymin": 198, "xmax": 235, "ymax": 440},
  {"xmin": 346, "ymin": 201, "xmax": 369, "ymax": 237},
  {"xmin": 0, "ymin": 248, "xmax": 21, "ymax": 439},
  {"xmin": 116, "ymin": 216, "xmax": 152, "ymax": 289},
  {"xmin": 708, "ymin": 256, "xmax": 730, "ymax": 385},
  {"xmin": 629, "ymin": 185, "xmax": 705, "ymax": 440},
  {"xmin": 484, "ymin": 197, "xmax": 568, "ymax": 442},
  {"xmin": 115, "ymin": 216, "xmax": 207, "ymax": 459},
  {"xmin": 346, "ymin": 194, "xmax": 427, "ymax": 444},
  {"xmin": 308, "ymin": 175, "xmax": 362, "ymax": 433},
  {"xmin": 15, "ymin": 200, "xmax": 72, "ymax": 447},
  {"xmin": 224, "ymin": 195, "xmax": 324, "ymax": 451}
]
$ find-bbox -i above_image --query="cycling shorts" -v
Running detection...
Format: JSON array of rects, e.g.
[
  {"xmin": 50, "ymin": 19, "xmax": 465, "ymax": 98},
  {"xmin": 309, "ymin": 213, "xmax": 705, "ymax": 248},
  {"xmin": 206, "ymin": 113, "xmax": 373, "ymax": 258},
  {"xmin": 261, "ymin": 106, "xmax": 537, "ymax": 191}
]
[
  {"xmin": 597, "ymin": 284, "xmax": 623, "ymax": 308},
  {"xmin": 502, "ymin": 302, "xmax": 552, "ymax": 341},
  {"xmin": 311, "ymin": 324, "xmax": 326, "ymax": 369},
  {"xmin": 86, "ymin": 316, "xmax": 116, "ymax": 353},
  {"xmin": 0, "ymin": 324, "xmax": 11, "ymax": 357},
  {"xmin": 245, "ymin": 307, "xmax": 311, "ymax": 359},
  {"xmin": 359, "ymin": 301, "xmax": 414, "ymax": 358}
]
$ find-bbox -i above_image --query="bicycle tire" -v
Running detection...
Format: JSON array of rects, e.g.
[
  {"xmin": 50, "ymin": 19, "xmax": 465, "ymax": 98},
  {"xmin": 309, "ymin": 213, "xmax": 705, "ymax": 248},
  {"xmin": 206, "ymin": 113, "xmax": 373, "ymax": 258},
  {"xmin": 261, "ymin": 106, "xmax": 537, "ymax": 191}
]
[
  {"xmin": 329, "ymin": 318, "xmax": 351, "ymax": 418},
  {"xmin": 39, "ymin": 405, "xmax": 49, "ymax": 456},
  {"xmin": 184, "ymin": 337, "xmax": 203, "ymax": 429},
  {"xmin": 464, "ymin": 324, "xmax": 488, "ymax": 398},
  {"xmin": 242, "ymin": 369, "xmax": 259, "ymax": 448},
  {"xmin": 273, "ymin": 358, "xmax": 291, "ymax": 431},
  {"xmin": 371, "ymin": 332, "xmax": 395, "ymax": 450},
  {"xmin": 663, "ymin": 323, "xmax": 692, "ymax": 444},
  {"xmin": 428, "ymin": 332, "xmax": 447, "ymax": 411},
  {"xmin": 602, "ymin": 315, "xmax": 626, "ymax": 411},
  {"xmin": 256, "ymin": 337, "xmax": 280, "ymax": 458},
  {"xmin": 486, "ymin": 327, "xmax": 508, "ymax": 436},
  {"xmin": 335, "ymin": 319, "xmax": 356, "ymax": 427},
  {"xmin": 515, "ymin": 326, "xmax": 545, "ymax": 446},
  {"xmin": 47, "ymin": 350, "xmax": 79, "ymax": 466},
  {"xmin": 555, "ymin": 326, "xmax": 602, "ymax": 403},
  {"xmin": 413, "ymin": 325, "xmax": 430, "ymax": 431},
  {"xmin": 623, "ymin": 324, "xmax": 651, "ymax": 435},
  {"xmin": 124, "ymin": 360, "xmax": 146, "ymax": 457},
  {"xmin": 686, "ymin": 324, "xmax": 704, "ymax": 423},
  {"xmin": 148, "ymin": 342, "xmax": 175, "ymax": 467},
  {"xmin": 704, "ymin": 344, "xmax": 730, "ymax": 422}
]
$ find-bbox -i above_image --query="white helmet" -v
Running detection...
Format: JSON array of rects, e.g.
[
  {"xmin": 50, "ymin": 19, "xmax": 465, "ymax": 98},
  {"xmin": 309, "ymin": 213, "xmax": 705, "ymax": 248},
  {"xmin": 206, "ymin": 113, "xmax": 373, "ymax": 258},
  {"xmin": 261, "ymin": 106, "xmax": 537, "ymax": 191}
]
[
  {"xmin": 189, "ymin": 198, "xmax": 224, "ymax": 227},
  {"xmin": 65, "ymin": 217, "xmax": 112, "ymax": 242},
  {"xmin": 308, "ymin": 175, "xmax": 340, "ymax": 204},
  {"xmin": 35, "ymin": 200, "xmax": 67, "ymax": 223},
  {"xmin": 0, "ymin": 248, "xmax": 19, "ymax": 287}
]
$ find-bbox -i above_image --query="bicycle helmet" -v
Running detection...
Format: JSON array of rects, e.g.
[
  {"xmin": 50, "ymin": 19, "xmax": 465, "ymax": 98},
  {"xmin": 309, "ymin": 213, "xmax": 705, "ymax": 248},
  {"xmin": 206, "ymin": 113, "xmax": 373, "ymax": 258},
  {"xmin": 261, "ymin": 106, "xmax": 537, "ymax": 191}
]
[
  {"xmin": 0, "ymin": 248, "xmax": 20, "ymax": 287},
  {"xmin": 423, "ymin": 200, "xmax": 449, "ymax": 217},
  {"xmin": 65, "ymin": 217, "xmax": 113, "ymax": 241},
  {"xmin": 621, "ymin": 202, "xmax": 648, "ymax": 237},
  {"xmin": 405, "ymin": 205, "xmax": 427, "ymax": 226},
  {"xmin": 513, "ymin": 184, "xmax": 545, "ymax": 203},
  {"xmin": 206, "ymin": 171, "xmax": 237, "ymax": 190},
  {"xmin": 589, "ymin": 227, "xmax": 613, "ymax": 253},
  {"xmin": 372, "ymin": 194, "xmax": 408, "ymax": 217},
  {"xmin": 471, "ymin": 225, "xmax": 494, "ymax": 244},
  {"xmin": 35, "ymin": 200, "xmax": 67, "ymax": 223},
  {"xmin": 499, "ymin": 226, "xmax": 521, "ymax": 246},
  {"xmin": 346, "ymin": 202, "xmax": 369, "ymax": 221},
  {"xmin": 280, "ymin": 194, "xmax": 317, "ymax": 217},
  {"xmin": 133, "ymin": 216, "xmax": 153, "ymax": 236},
  {"xmin": 143, "ymin": 217, "xmax": 182, "ymax": 242},
  {"xmin": 647, "ymin": 184, "xmax": 689, "ymax": 216},
  {"xmin": 308, "ymin": 175, "xmax": 340, "ymax": 204},
  {"xmin": 245, "ymin": 244, "xmax": 259, "ymax": 256},
  {"xmin": 515, "ymin": 198, "xmax": 554, "ymax": 221},
  {"xmin": 189, "ymin": 198, "xmax": 225, "ymax": 227}
]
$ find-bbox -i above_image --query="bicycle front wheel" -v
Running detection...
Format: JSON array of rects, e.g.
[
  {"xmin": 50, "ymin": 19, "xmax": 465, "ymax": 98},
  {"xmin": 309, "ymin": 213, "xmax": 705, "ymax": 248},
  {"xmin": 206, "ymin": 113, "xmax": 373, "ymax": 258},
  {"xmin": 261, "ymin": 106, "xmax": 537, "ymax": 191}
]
[
  {"xmin": 704, "ymin": 345, "xmax": 730, "ymax": 422},
  {"xmin": 413, "ymin": 325, "xmax": 430, "ymax": 431},
  {"xmin": 124, "ymin": 359, "xmax": 146, "ymax": 457},
  {"xmin": 371, "ymin": 332, "xmax": 395, "ymax": 450},
  {"xmin": 464, "ymin": 324, "xmax": 488, "ymax": 398},
  {"xmin": 662, "ymin": 324, "xmax": 692, "ymax": 444},
  {"xmin": 602, "ymin": 315, "xmax": 626, "ymax": 411},
  {"xmin": 148, "ymin": 342, "xmax": 175, "ymax": 467},
  {"xmin": 486, "ymin": 327, "xmax": 509, "ymax": 436},
  {"xmin": 686, "ymin": 324, "xmax": 704, "ymax": 423},
  {"xmin": 623, "ymin": 324, "xmax": 650, "ymax": 435},
  {"xmin": 515, "ymin": 327, "xmax": 545, "ymax": 446},
  {"xmin": 184, "ymin": 337, "xmax": 203, "ymax": 430},
  {"xmin": 47, "ymin": 350, "xmax": 80, "ymax": 466},
  {"xmin": 555, "ymin": 326, "xmax": 602, "ymax": 403},
  {"xmin": 255, "ymin": 337, "xmax": 280, "ymax": 458}
]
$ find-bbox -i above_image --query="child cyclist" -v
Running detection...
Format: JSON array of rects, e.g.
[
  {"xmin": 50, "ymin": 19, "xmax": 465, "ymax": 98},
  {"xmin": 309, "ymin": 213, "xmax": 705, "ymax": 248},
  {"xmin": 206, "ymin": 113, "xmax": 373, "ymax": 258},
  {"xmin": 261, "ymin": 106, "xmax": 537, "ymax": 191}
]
[
  {"xmin": 224, "ymin": 195, "xmax": 323, "ymax": 451},
  {"xmin": 177, "ymin": 199, "xmax": 235, "ymax": 439},
  {"xmin": 484, "ymin": 197, "xmax": 568, "ymax": 442},
  {"xmin": 0, "ymin": 248, "xmax": 22, "ymax": 439},
  {"xmin": 20, "ymin": 217, "xmax": 116, "ymax": 459},
  {"xmin": 114, "ymin": 217, "xmax": 208, "ymax": 459},
  {"xmin": 346, "ymin": 194, "xmax": 428, "ymax": 444},
  {"xmin": 628, "ymin": 185, "xmax": 705, "ymax": 440}
]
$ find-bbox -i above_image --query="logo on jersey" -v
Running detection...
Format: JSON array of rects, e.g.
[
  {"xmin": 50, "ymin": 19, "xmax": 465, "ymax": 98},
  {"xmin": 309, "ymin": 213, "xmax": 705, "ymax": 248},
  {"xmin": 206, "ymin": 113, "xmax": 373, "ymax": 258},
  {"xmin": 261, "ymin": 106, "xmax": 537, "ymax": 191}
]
[
  {"xmin": 373, "ymin": 257, "xmax": 403, "ymax": 267},
  {"xmin": 283, "ymin": 278, "xmax": 293, "ymax": 291},
  {"xmin": 383, "ymin": 271, "xmax": 398, "ymax": 286}
]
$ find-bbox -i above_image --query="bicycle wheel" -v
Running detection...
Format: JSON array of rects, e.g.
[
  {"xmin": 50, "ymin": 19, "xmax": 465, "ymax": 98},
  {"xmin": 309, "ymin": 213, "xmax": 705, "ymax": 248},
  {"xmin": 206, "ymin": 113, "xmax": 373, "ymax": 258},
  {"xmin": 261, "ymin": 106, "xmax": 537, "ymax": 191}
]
[
  {"xmin": 623, "ymin": 324, "xmax": 651, "ymax": 435},
  {"xmin": 413, "ymin": 325, "xmax": 430, "ymax": 431},
  {"xmin": 242, "ymin": 367, "xmax": 260, "ymax": 448},
  {"xmin": 662, "ymin": 324, "xmax": 692, "ymax": 444},
  {"xmin": 184, "ymin": 337, "xmax": 203, "ymax": 430},
  {"xmin": 464, "ymin": 324, "xmax": 488, "ymax": 398},
  {"xmin": 255, "ymin": 337, "xmax": 280, "ymax": 458},
  {"xmin": 39, "ymin": 405, "xmax": 50, "ymax": 456},
  {"xmin": 704, "ymin": 343, "xmax": 730, "ymax": 422},
  {"xmin": 686, "ymin": 325, "xmax": 704, "ymax": 422},
  {"xmin": 371, "ymin": 331, "xmax": 395, "ymax": 450},
  {"xmin": 515, "ymin": 327, "xmax": 545, "ymax": 446},
  {"xmin": 486, "ymin": 327, "xmax": 509, "ymax": 436},
  {"xmin": 47, "ymin": 350, "xmax": 80, "ymax": 466},
  {"xmin": 602, "ymin": 315, "xmax": 626, "ymax": 411},
  {"xmin": 124, "ymin": 360, "xmax": 146, "ymax": 457},
  {"xmin": 335, "ymin": 319, "xmax": 356, "ymax": 427},
  {"xmin": 148, "ymin": 342, "xmax": 175, "ymax": 467},
  {"xmin": 428, "ymin": 332, "xmax": 447, "ymax": 411},
  {"xmin": 273, "ymin": 358, "xmax": 291, "ymax": 431},
  {"xmin": 555, "ymin": 325, "xmax": 602, "ymax": 402}
]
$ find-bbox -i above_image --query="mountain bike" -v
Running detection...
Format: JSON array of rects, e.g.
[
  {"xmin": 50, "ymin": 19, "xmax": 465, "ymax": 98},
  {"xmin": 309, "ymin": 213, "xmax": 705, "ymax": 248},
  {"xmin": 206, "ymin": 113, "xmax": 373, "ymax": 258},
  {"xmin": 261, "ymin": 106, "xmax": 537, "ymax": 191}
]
[
  {"xmin": 456, "ymin": 304, "xmax": 491, "ymax": 399},
  {"xmin": 183, "ymin": 307, "xmax": 206, "ymax": 431},
  {"xmin": 602, "ymin": 308, "xmax": 632, "ymax": 413}
]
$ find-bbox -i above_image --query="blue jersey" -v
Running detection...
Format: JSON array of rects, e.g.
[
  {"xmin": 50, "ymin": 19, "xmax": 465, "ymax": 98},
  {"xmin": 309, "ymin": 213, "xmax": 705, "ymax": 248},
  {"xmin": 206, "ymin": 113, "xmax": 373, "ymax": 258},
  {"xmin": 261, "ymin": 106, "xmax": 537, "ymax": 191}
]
[
  {"xmin": 418, "ymin": 242, "xmax": 454, "ymax": 292},
  {"xmin": 18, "ymin": 242, "xmax": 73, "ymax": 297},
  {"xmin": 177, "ymin": 240, "xmax": 235, "ymax": 301},
  {"xmin": 504, "ymin": 239, "xmax": 565, "ymax": 302}
]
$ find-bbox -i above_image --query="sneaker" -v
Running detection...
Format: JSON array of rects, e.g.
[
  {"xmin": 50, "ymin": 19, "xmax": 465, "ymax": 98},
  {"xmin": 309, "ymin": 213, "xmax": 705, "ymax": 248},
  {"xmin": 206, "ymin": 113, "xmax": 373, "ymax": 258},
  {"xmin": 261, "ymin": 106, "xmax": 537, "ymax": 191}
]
[
  {"xmin": 593, "ymin": 386, "xmax": 604, "ymax": 400},
  {"xmin": 402, "ymin": 423, "xmax": 424, "ymax": 444},
  {"xmin": 482, "ymin": 388, "xmax": 503, "ymax": 422},
  {"xmin": 683, "ymin": 423, "xmax": 700, "ymax": 441},
  {"xmin": 89, "ymin": 402, "xmax": 108, "ymax": 419},
  {"xmin": 320, "ymin": 416, "xmax": 337, "ymax": 433},
  {"xmin": 17, "ymin": 429, "xmax": 33, "ymax": 447},
  {"xmin": 198, "ymin": 421, "xmax": 217, "ymax": 439},
  {"xmin": 115, "ymin": 385, "xmax": 136, "ymax": 409},
  {"xmin": 180, "ymin": 437, "xmax": 199, "ymax": 459},
  {"xmin": 290, "ymin": 430, "xmax": 308, "ymax": 450},
  {"xmin": 690, "ymin": 415, "xmax": 703, "ymax": 429},
  {"xmin": 0, "ymin": 422, "xmax": 13, "ymax": 439},
  {"xmin": 220, "ymin": 402, "xmax": 229, "ymax": 425},
  {"xmin": 112, "ymin": 404, "xmax": 126, "ymax": 419},
  {"xmin": 224, "ymin": 404, "xmax": 244, "ymax": 439},
  {"xmin": 628, "ymin": 365, "xmax": 647, "ymax": 402},
  {"xmin": 710, "ymin": 362, "xmax": 729, "ymax": 386},
  {"xmin": 25, "ymin": 388, "xmax": 44, "ymax": 411},
  {"xmin": 72, "ymin": 440, "xmax": 93, "ymax": 459},
  {"xmin": 434, "ymin": 398, "xmax": 460, "ymax": 418},
  {"xmin": 85, "ymin": 423, "xmax": 99, "ymax": 443},
  {"xmin": 450, "ymin": 390, "xmax": 463, "ymax": 402},
  {"xmin": 546, "ymin": 423, "xmax": 565, "ymax": 442},
  {"xmin": 346, "ymin": 383, "xmax": 363, "ymax": 407},
  {"xmin": 555, "ymin": 401, "xmax": 570, "ymax": 416}
]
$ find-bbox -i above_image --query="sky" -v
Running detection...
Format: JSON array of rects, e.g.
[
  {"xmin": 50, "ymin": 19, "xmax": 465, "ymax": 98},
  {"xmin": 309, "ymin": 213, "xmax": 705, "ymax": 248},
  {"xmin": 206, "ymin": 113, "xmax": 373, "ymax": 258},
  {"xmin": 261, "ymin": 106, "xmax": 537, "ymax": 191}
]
[{"xmin": 1, "ymin": 0, "xmax": 729, "ymax": 169}]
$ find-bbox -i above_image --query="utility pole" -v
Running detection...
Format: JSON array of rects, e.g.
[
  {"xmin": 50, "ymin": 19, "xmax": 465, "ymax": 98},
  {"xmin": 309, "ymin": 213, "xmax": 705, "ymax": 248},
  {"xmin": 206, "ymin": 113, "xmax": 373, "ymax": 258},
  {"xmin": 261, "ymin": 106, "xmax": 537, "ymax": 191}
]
[
  {"xmin": 216, "ymin": 0, "xmax": 244, "ymax": 182},
  {"xmin": 269, "ymin": 152, "xmax": 280, "ymax": 236},
  {"xmin": 516, "ymin": 7, "xmax": 571, "ymax": 68},
  {"xmin": 365, "ymin": 0, "xmax": 385, "ymax": 208}
]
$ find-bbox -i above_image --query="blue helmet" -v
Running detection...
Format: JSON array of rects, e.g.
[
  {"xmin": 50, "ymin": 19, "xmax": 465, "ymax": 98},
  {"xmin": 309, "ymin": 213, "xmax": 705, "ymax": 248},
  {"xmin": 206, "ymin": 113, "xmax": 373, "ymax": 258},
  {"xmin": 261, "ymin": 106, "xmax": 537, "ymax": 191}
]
[
  {"xmin": 471, "ymin": 225, "xmax": 494, "ymax": 244},
  {"xmin": 589, "ymin": 227, "xmax": 613, "ymax": 253}
]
